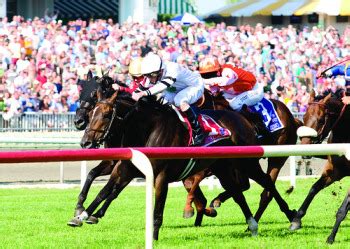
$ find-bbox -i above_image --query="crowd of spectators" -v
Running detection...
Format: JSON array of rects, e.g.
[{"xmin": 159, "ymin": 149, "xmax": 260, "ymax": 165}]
[{"xmin": 0, "ymin": 14, "xmax": 350, "ymax": 117}]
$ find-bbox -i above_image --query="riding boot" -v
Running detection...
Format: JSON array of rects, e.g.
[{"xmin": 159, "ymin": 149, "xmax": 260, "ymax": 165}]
[
  {"xmin": 184, "ymin": 107, "xmax": 206, "ymax": 146},
  {"xmin": 240, "ymin": 106, "xmax": 271, "ymax": 141}
]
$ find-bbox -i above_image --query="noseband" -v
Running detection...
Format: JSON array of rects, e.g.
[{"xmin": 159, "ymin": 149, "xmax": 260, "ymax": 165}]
[{"xmin": 86, "ymin": 98, "xmax": 134, "ymax": 145}]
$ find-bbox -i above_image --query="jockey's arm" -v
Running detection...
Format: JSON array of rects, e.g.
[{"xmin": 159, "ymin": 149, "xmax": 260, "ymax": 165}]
[
  {"xmin": 132, "ymin": 77, "xmax": 176, "ymax": 100},
  {"xmin": 203, "ymin": 77, "xmax": 230, "ymax": 87},
  {"xmin": 145, "ymin": 76, "xmax": 175, "ymax": 95}
]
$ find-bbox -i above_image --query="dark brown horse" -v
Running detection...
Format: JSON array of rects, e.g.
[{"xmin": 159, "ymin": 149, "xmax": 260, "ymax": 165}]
[
  {"xmin": 72, "ymin": 73, "xmax": 131, "ymax": 219},
  {"xmin": 183, "ymin": 91, "xmax": 302, "ymax": 223},
  {"xmin": 68, "ymin": 91, "xmax": 296, "ymax": 240},
  {"xmin": 289, "ymin": 89, "xmax": 350, "ymax": 244}
]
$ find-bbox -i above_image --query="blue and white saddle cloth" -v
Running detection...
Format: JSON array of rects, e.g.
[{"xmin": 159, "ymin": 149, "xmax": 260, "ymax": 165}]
[{"xmin": 249, "ymin": 98, "xmax": 284, "ymax": 133}]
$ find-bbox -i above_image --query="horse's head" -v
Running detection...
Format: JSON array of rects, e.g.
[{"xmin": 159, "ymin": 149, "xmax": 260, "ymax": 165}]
[
  {"xmin": 80, "ymin": 88, "xmax": 119, "ymax": 148},
  {"xmin": 75, "ymin": 72, "xmax": 117, "ymax": 131},
  {"xmin": 96, "ymin": 71, "xmax": 115, "ymax": 96},
  {"xmin": 74, "ymin": 71, "xmax": 97, "ymax": 130},
  {"xmin": 297, "ymin": 89, "xmax": 344, "ymax": 144}
]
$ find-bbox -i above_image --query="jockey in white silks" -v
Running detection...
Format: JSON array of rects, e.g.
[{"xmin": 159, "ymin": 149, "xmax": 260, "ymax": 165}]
[{"xmin": 131, "ymin": 52, "xmax": 206, "ymax": 146}]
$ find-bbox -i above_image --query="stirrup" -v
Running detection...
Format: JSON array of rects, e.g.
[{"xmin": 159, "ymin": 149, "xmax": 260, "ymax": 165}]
[{"xmin": 192, "ymin": 130, "xmax": 205, "ymax": 146}]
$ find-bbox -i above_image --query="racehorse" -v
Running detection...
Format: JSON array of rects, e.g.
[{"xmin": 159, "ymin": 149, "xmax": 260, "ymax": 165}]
[
  {"xmin": 183, "ymin": 91, "xmax": 302, "ymax": 223},
  {"xmin": 72, "ymin": 74, "xmax": 301, "ymax": 226},
  {"xmin": 72, "ymin": 72, "xmax": 131, "ymax": 219},
  {"xmin": 289, "ymin": 89, "xmax": 350, "ymax": 244},
  {"xmin": 68, "ymin": 90, "xmax": 297, "ymax": 240}
]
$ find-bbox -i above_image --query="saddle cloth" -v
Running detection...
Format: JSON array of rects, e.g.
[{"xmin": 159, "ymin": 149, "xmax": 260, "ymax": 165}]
[
  {"xmin": 172, "ymin": 106, "xmax": 231, "ymax": 146},
  {"xmin": 249, "ymin": 98, "xmax": 284, "ymax": 132},
  {"xmin": 198, "ymin": 114, "xmax": 231, "ymax": 146}
]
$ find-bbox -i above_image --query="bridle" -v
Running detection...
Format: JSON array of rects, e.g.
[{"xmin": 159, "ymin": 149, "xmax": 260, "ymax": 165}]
[
  {"xmin": 85, "ymin": 98, "xmax": 135, "ymax": 145},
  {"xmin": 307, "ymin": 101, "xmax": 346, "ymax": 143}
]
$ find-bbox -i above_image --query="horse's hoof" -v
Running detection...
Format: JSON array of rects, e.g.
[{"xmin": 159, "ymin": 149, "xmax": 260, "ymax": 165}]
[
  {"xmin": 85, "ymin": 216, "xmax": 99, "ymax": 224},
  {"xmin": 74, "ymin": 207, "xmax": 85, "ymax": 217},
  {"xmin": 247, "ymin": 217, "xmax": 258, "ymax": 237},
  {"xmin": 210, "ymin": 199, "xmax": 221, "ymax": 208},
  {"xmin": 183, "ymin": 208, "xmax": 195, "ymax": 219},
  {"xmin": 326, "ymin": 236, "xmax": 334, "ymax": 244},
  {"xmin": 289, "ymin": 218, "xmax": 301, "ymax": 231},
  {"xmin": 67, "ymin": 217, "xmax": 83, "ymax": 227},
  {"xmin": 204, "ymin": 208, "xmax": 217, "ymax": 217}
]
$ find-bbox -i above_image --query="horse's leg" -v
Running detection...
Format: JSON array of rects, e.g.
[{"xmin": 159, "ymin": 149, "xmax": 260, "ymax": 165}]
[
  {"xmin": 183, "ymin": 170, "xmax": 216, "ymax": 221},
  {"xmin": 213, "ymin": 165, "xmax": 258, "ymax": 236},
  {"xmin": 327, "ymin": 189, "xmax": 350, "ymax": 244},
  {"xmin": 210, "ymin": 168, "xmax": 250, "ymax": 209},
  {"xmin": 74, "ymin": 160, "xmax": 116, "ymax": 216},
  {"xmin": 254, "ymin": 157, "xmax": 285, "ymax": 222},
  {"xmin": 290, "ymin": 160, "xmax": 340, "ymax": 230},
  {"xmin": 245, "ymin": 158, "xmax": 296, "ymax": 223},
  {"xmin": 182, "ymin": 175, "xmax": 200, "ymax": 219},
  {"xmin": 86, "ymin": 178, "xmax": 131, "ymax": 224},
  {"xmin": 153, "ymin": 172, "xmax": 168, "ymax": 241},
  {"xmin": 68, "ymin": 161, "xmax": 135, "ymax": 227}
]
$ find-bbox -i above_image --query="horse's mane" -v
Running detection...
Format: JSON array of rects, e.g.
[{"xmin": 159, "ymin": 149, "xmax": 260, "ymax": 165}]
[{"xmin": 137, "ymin": 96, "xmax": 174, "ymax": 113}]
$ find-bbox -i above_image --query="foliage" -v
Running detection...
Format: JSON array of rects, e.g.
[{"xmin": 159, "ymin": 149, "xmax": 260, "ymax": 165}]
[
  {"xmin": 158, "ymin": 14, "xmax": 176, "ymax": 23},
  {"xmin": 1, "ymin": 178, "xmax": 350, "ymax": 248}
]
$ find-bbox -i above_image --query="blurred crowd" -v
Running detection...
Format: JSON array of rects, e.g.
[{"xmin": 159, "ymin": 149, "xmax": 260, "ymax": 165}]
[{"xmin": 0, "ymin": 14, "xmax": 350, "ymax": 116}]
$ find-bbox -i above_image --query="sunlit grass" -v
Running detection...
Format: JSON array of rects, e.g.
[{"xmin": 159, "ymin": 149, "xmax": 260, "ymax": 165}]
[{"xmin": 1, "ymin": 178, "xmax": 350, "ymax": 248}]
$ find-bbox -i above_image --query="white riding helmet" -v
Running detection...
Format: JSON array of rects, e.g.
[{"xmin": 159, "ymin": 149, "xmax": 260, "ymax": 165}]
[{"xmin": 141, "ymin": 52, "xmax": 164, "ymax": 75}]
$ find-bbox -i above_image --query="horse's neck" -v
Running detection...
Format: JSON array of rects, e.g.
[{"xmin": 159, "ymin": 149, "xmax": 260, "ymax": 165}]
[
  {"xmin": 329, "ymin": 106, "xmax": 350, "ymax": 143},
  {"xmin": 122, "ymin": 103, "xmax": 188, "ymax": 147}
]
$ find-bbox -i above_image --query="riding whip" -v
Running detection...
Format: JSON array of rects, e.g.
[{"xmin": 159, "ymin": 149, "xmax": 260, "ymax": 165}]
[{"xmin": 317, "ymin": 56, "xmax": 350, "ymax": 79}]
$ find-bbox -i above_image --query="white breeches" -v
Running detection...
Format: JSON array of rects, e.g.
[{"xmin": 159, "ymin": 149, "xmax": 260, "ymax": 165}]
[
  {"xmin": 163, "ymin": 78, "xmax": 205, "ymax": 106},
  {"xmin": 224, "ymin": 83, "xmax": 264, "ymax": 111}
]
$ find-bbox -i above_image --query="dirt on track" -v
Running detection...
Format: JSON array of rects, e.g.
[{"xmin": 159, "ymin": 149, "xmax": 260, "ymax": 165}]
[{"xmin": 0, "ymin": 156, "xmax": 326, "ymax": 185}]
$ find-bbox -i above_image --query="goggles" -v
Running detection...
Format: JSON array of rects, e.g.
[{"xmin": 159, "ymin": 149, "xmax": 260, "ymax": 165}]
[
  {"xmin": 144, "ymin": 71, "xmax": 159, "ymax": 78},
  {"xmin": 132, "ymin": 75, "xmax": 144, "ymax": 82}
]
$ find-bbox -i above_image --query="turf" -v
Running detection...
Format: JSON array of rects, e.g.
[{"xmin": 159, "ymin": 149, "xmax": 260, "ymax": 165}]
[{"xmin": 1, "ymin": 178, "xmax": 350, "ymax": 248}]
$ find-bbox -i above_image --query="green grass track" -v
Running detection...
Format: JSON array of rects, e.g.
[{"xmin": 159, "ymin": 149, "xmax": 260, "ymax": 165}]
[{"xmin": 1, "ymin": 178, "xmax": 350, "ymax": 248}]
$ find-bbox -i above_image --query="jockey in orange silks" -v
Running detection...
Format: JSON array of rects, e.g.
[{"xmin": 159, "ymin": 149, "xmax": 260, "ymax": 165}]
[{"xmin": 199, "ymin": 58, "xmax": 264, "ymax": 111}]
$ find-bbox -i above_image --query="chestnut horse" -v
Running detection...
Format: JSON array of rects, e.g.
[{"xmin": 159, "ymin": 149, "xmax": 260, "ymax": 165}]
[
  {"xmin": 290, "ymin": 89, "xmax": 350, "ymax": 244},
  {"xmin": 68, "ymin": 90, "xmax": 296, "ymax": 240}
]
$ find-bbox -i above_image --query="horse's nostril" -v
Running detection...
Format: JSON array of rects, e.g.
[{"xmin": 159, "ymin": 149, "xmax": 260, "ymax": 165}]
[
  {"xmin": 75, "ymin": 120, "xmax": 87, "ymax": 130},
  {"xmin": 81, "ymin": 141, "xmax": 92, "ymax": 148}
]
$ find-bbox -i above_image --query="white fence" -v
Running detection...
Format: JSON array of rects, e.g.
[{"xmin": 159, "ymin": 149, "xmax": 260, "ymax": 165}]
[{"xmin": 0, "ymin": 145, "xmax": 349, "ymax": 249}]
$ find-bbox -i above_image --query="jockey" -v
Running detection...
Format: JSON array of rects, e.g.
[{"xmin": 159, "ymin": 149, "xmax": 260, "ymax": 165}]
[
  {"xmin": 199, "ymin": 58, "xmax": 269, "ymax": 138},
  {"xmin": 113, "ymin": 57, "xmax": 149, "ymax": 93},
  {"xmin": 200, "ymin": 60, "xmax": 264, "ymax": 111},
  {"xmin": 131, "ymin": 52, "xmax": 206, "ymax": 146},
  {"xmin": 322, "ymin": 62, "xmax": 350, "ymax": 93}
]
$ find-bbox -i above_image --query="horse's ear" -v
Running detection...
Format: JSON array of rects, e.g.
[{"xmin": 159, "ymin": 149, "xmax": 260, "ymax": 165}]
[
  {"xmin": 322, "ymin": 93, "xmax": 332, "ymax": 103},
  {"xmin": 309, "ymin": 89, "xmax": 315, "ymax": 103},
  {"xmin": 87, "ymin": 70, "xmax": 93, "ymax": 80},
  {"xmin": 103, "ymin": 70, "xmax": 109, "ymax": 77},
  {"xmin": 109, "ymin": 90, "xmax": 118, "ymax": 104}
]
